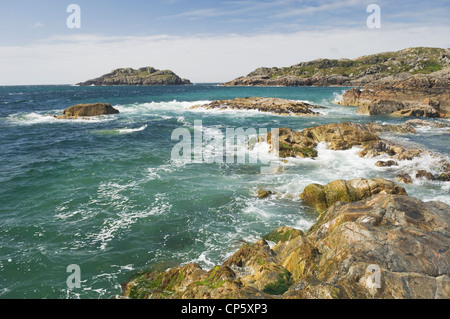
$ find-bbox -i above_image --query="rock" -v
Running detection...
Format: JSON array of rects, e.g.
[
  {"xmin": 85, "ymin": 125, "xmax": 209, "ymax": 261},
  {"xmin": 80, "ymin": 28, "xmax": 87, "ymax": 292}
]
[
  {"xmin": 77, "ymin": 67, "xmax": 192, "ymax": 86},
  {"xmin": 257, "ymin": 189, "xmax": 272, "ymax": 199},
  {"xmin": 263, "ymin": 227, "xmax": 304, "ymax": 244},
  {"xmin": 301, "ymin": 122, "xmax": 379, "ymax": 150},
  {"xmin": 406, "ymin": 119, "xmax": 450, "ymax": 128},
  {"xmin": 222, "ymin": 239, "xmax": 291, "ymax": 293},
  {"xmin": 256, "ymin": 122, "xmax": 419, "ymax": 160},
  {"xmin": 190, "ymin": 97, "xmax": 321, "ymax": 116},
  {"xmin": 122, "ymin": 194, "xmax": 450, "ymax": 299},
  {"xmin": 341, "ymin": 67, "xmax": 450, "ymax": 116},
  {"xmin": 258, "ymin": 127, "xmax": 318, "ymax": 158},
  {"xmin": 415, "ymin": 170, "xmax": 436, "ymax": 180},
  {"xmin": 55, "ymin": 103, "xmax": 119, "ymax": 119},
  {"xmin": 122, "ymin": 240, "xmax": 282, "ymax": 299},
  {"xmin": 299, "ymin": 178, "xmax": 407, "ymax": 213},
  {"xmin": 396, "ymin": 174, "xmax": 413, "ymax": 184},
  {"xmin": 437, "ymin": 173, "xmax": 450, "ymax": 181},
  {"xmin": 375, "ymin": 160, "xmax": 399, "ymax": 167},
  {"xmin": 391, "ymin": 107, "xmax": 440, "ymax": 118},
  {"xmin": 358, "ymin": 140, "xmax": 422, "ymax": 161},
  {"xmin": 284, "ymin": 194, "xmax": 450, "ymax": 299}
]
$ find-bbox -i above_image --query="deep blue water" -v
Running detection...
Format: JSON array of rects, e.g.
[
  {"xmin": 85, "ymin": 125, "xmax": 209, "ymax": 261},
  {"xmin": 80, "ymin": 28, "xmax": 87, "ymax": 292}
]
[{"xmin": 0, "ymin": 84, "xmax": 448, "ymax": 299}]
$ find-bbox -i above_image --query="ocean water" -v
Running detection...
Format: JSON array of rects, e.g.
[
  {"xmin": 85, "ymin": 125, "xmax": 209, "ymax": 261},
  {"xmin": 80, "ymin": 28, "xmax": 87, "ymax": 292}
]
[{"xmin": 0, "ymin": 84, "xmax": 449, "ymax": 299}]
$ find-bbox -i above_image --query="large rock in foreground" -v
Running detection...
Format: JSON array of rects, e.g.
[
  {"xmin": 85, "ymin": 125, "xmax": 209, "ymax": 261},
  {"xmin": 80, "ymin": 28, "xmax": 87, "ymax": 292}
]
[
  {"xmin": 56, "ymin": 103, "xmax": 119, "ymax": 119},
  {"xmin": 77, "ymin": 67, "xmax": 192, "ymax": 86},
  {"xmin": 121, "ymin": 193, "xmax": 450, "ymax": 299},
  {"xmin": 190, "ymin": 97, "xmax": 321, "ymax": 116}
]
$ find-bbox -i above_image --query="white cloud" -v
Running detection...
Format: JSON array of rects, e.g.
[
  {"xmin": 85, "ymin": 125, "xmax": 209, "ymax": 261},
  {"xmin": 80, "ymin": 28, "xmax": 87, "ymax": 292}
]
[
  {"xmin": 276, "ymin": 0, "xmax": 363, "ymax": 17},
  {"xmin": 33, "ymin": 22, "xmax": 45, "ymax": 28},
  {"xmin": 1, "ymin": 25, "xmax": 449, "ymax": 85}
]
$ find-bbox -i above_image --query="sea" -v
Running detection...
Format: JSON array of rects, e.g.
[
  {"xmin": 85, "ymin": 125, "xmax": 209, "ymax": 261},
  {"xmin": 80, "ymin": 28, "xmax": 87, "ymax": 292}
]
[{"xmin": 0, "ymin": 84, "xmax": 449, "ymax": 299}]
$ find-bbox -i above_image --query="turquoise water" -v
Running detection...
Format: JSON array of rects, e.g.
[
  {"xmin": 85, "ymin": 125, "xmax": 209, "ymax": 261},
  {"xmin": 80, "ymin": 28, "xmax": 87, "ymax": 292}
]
[{"xmin": 0, "ymin": 84, "xmax": 449, "ymax": 299}]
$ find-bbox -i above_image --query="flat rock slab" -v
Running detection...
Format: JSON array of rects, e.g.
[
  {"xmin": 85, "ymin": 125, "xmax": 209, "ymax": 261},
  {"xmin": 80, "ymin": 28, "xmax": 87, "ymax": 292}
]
[{"xmin": 190, "ymin": 97, "xmax": 322, "ymax": 116}]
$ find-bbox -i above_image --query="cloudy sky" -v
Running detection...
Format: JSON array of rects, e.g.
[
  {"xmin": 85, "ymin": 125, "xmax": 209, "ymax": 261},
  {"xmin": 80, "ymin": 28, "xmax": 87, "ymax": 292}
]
[{"xmin": 0, "ymin": 0, "xmax": 449, "ymax": 85}]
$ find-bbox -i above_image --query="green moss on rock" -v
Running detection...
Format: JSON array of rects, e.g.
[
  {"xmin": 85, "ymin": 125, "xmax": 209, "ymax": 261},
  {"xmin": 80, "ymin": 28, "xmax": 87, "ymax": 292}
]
[{"xmin": 262, "ymin": 269, "xmax": 293, "ymax": 295}]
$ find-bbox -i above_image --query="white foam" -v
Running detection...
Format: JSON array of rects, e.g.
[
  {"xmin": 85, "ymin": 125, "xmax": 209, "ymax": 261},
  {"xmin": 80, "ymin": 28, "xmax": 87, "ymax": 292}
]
[
  {"xmin": 396, "ymin": 152, "xmax": 449, "ymax": 182},
  {"xmin": 7, "ymin": 112, "xmax": 115, "ymax": 125},
  {"xmin": 116, "ymin": 124, "xmax": 147, "ymax": 134},
  {"xmin": 243, "ymin": 202, "xmax": 272, "ymax": 219},
  {"xmin": 332, "ymin": 90, "xmax": 345, "ymax": 104},
  {"xmin": 146, "ymin": 164, "xmax": 177, "ymax": 181},
  {"xmin": 188, "ymin": 252, "xmax": 216, "ymax": 269},
  {"xmin": 115, "ymin": 100, "xmax": 211, "ymax": 115},
  {"xmin": 7, "ymin": 112, "xmax": 59, "ymax": 125},
  {"xmin": 92, "ymin": 190, "xmax": 171, "ymax": 250}
]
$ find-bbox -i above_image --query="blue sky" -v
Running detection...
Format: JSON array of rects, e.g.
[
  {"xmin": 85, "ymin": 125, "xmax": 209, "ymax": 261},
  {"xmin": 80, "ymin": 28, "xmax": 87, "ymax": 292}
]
[{"xmin": 0, "ymin": 0, "xmax": 449, "ymax": 84}]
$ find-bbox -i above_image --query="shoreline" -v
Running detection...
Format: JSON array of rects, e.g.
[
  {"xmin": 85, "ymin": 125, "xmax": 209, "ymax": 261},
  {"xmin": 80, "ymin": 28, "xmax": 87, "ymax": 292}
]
[
  {"xmin": 121, "ymin": 120, "xmax": 450, "ymax": 299},
  {"xmin": 1, "ymin": 84, "xmax": 449, "ymax": 299}
]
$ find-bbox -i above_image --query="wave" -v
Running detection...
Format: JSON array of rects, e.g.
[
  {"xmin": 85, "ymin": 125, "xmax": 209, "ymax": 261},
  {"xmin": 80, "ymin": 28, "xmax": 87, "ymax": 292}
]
[
  {"xmin": 5, "ymin": 112, "xmax": 115, "ymax": 125},
  {"xmin": 114, "ymin": 100, "xmax": 212, "ymax": 115},
  {"xmin": 116, "ymin": 125, "xmax": 147, "ymax": 134}
]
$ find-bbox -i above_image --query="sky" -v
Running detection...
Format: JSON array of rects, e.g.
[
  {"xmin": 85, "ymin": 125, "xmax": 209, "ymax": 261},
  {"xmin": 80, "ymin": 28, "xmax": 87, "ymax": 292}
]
[{"xmin": 0, "ymin": 0, "xmax": 449, "ymax": 85}]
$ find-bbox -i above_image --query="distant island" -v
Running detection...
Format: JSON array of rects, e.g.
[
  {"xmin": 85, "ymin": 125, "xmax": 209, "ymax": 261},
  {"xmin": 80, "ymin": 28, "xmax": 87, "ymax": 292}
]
[
  {"xmin": 77, "ymin": 67, "xmax": 192, "ymax": 86},
  {"xmin": 223, "ymin": 47, "xmax": 450, "ymax": 87}
]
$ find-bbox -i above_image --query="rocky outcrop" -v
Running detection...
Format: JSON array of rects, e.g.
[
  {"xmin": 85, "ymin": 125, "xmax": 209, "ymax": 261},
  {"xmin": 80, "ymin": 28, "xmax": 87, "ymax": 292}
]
[
  {"xmin": 122, "ymin": 193, "xmax": 450, "ymax": 299},
  {"xmin": 301, "ymin": 123, "xmax": 380, "ymax": 151},
  {"xmin": 224, "ymin": 47, "xmax": 450, "ymax": 88},
  {"xmin": 340, "ymin": 67, "xmax": 450, "ymax": 117},
  {"xmin": 299, "ymin": 178, "xmax": 407, "ymax": 213},
  {"xmin": 55, "ymin": 103, "xmax": 119, "ymax": 119},
  {"xmin": 77, "ymin": 67, "xmax": 192, "ymax": 86},
  {"xmin": 295, "ymin": 122, "xmax": 422, "ymax": 162},
  {"xmin": 190, "ymin": 97, "xmax": 321, "ymax": 116},
  {"xmin": 282, "ymin": 194, "xmax": 450, "ymax": 299},
  {"xmin": 257, "ymin": 127, "xmax": 318, "ymax": 158},
  {"xmin": 256, "ymin": 122, "xmax": 418, "ymax": 160},
  {"xmin": 405, "ymin": 119, "xmax": 450, "ymax": 128}
]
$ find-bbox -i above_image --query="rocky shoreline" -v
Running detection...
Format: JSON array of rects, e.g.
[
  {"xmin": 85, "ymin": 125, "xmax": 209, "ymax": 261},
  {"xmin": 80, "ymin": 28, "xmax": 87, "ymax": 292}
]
[
  {"xmin": 190, "ymin": 97, "xmax": 322, "ymax": 116},
  {"xmin": 122, "ymin": 192, "xmax": 449, "ymax": 299},
  {"xmin": 121, "ymin": 121, "xmax": 450, "ymax": 299},
  {"xmin": 340, "ymin": 67, "xmax": 450, "ymax": 118},
  {"xmin": 223, "ymin": 47, "xmax": 450, "ymax": 88}
]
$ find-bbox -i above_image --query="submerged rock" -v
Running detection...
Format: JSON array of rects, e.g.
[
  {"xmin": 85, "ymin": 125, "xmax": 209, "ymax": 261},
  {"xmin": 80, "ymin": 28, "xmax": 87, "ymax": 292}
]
[
  {"xmin": 257, "ymin": 189, "xmax": 273, "ymax": 199},
  {"xmin": 55, "ymin": 103, "xmax": 119, "ymax": 119},
  {"xmin": 396, "ymin": 174, "xmax": 413, "ymax": 184},
  {"xmin": 375, "ymin": 160, "xmax": 399, "ymax": 167},
  {"xmin": 415, "ymin": 170, "xmax": 436, "ymax": 181}
]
